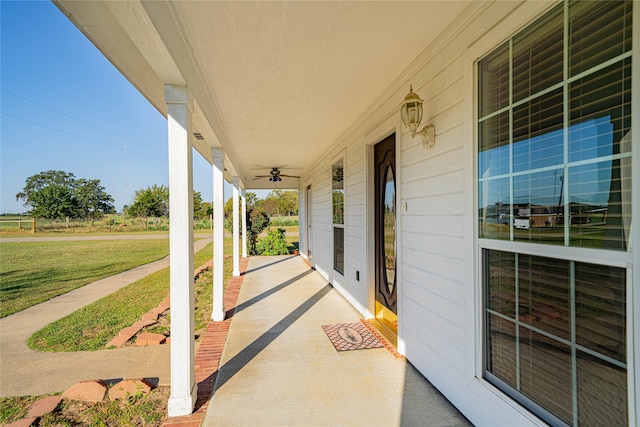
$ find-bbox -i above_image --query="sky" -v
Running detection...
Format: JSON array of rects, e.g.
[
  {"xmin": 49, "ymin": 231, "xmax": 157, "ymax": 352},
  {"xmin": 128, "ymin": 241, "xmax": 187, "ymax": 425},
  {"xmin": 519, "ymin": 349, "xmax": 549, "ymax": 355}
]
[{"xmin": 1, "ymin": 1, "xmax": 246, "ymax": 214}]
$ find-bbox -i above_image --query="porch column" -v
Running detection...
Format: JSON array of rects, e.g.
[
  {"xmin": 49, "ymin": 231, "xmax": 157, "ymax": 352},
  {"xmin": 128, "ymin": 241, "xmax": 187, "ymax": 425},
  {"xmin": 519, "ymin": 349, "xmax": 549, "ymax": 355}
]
[
  {"xmin": 241, "ymin": 188, "xmax": 247, "ymax": 257},
  {"xmin": 165, "ymin": 85, "xmax": 196, "ymax": 417},
  {"xmin": 211, "ymin": 147, "xmax": 226, "ymax": 321},
  {"xmin": 232, "ymin": 177, "xmax": 240, "ymax": 276}
]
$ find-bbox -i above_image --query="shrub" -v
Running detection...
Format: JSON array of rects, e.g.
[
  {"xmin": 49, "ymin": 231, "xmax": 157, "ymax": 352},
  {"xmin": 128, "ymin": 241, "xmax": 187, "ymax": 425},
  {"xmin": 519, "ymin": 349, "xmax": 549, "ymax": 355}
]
[
  {"xmin": 223, "ymin": 207, "xmax": 269, "ymax": 255},
  {"xmin": 257, "ymin": 228, "xmax": 290, "ymax": 255},
  {"xmin": 247, "ymin": 210, "xmax": 269, "ymax": 255}
]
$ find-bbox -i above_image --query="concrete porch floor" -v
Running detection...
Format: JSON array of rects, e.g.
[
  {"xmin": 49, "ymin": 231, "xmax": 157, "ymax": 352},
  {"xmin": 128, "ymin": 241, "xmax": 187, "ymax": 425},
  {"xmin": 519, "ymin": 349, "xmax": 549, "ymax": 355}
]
[{"xmin": 202, "ymin": 255, "xmax": 471, "ymax": 427}]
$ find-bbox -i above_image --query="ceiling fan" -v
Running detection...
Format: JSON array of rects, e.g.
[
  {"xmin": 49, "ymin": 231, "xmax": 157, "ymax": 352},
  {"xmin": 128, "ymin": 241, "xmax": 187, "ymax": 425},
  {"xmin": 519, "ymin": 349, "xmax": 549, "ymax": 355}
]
[{"xmin": 253, "ymin": 167, "xmax": 300, "ymax": 182}]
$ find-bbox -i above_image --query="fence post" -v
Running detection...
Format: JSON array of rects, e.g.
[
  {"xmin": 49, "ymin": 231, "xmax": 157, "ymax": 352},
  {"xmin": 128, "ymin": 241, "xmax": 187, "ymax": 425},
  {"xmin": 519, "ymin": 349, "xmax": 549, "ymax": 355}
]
[{"xmin": 32, "ymin": 218, "xmax": 36, "ymax": 234}]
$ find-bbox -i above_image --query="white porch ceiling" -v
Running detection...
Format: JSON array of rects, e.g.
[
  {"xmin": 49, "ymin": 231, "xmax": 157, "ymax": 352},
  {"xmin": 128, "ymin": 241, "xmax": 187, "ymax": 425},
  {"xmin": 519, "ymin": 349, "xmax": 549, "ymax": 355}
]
[{"xmin": 54, "ymin": 1, "xmax": 471, "ymax": 189}]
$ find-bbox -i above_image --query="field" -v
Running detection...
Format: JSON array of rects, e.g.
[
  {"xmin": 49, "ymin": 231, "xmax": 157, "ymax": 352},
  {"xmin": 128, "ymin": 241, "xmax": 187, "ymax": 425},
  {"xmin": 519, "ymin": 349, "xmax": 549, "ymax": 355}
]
[{"xmin": 0, "ymin": 214, "xmax": 212, "ymax": 236}]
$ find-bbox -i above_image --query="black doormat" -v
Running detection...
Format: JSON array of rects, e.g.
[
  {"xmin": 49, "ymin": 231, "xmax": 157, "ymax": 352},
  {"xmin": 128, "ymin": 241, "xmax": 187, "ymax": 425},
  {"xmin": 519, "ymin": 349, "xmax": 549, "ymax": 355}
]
[{"xmin": 322, "ymin": 322, "xmax": 383, "ymax": 352}]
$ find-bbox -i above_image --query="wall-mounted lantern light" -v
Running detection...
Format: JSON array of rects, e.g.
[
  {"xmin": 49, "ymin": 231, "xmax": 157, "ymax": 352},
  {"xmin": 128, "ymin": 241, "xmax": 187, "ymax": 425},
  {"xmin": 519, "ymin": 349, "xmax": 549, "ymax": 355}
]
[{"xmin": 400, "ymin": 85, "xmax": 435, "ymax": 149}]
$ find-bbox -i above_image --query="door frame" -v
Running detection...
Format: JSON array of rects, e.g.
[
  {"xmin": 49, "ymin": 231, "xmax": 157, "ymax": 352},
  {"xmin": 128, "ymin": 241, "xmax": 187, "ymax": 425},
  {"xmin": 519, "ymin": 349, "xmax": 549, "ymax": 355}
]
[
  {"xmin": 365, "ymin": 116, "xmax": 404, "ymax": 354},
  {"xmin": 305, "ymin": 184, "xmax": 312, "ymax": 260},
  {"xmin": 374, "ymin": 134, "xmax": 398, "ymax": 315}
]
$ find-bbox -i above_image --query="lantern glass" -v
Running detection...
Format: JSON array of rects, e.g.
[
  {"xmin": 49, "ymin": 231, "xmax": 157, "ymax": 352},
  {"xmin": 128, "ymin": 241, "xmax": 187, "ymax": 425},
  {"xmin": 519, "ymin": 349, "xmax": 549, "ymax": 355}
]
[{"xmin": 401, "ymin": 100, "xmax": 423, "ymax": 133}]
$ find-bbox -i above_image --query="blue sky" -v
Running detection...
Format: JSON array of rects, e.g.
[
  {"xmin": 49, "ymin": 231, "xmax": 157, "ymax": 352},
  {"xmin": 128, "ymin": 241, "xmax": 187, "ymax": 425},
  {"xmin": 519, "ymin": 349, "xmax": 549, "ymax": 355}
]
[{"xmin": 1, "ymin": 1, "xmax": 238, "ymax": 214}]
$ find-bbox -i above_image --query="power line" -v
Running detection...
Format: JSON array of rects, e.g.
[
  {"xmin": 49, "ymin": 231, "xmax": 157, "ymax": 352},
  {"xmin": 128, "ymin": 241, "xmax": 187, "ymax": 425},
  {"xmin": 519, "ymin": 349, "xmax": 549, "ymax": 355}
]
[
  {"xmin": 1, "ymin": 111, "xmax": 161, "ymax": 161},
  {"xmin": 1, "ymin": 89, "xmax": 165, "ymax": 153}
]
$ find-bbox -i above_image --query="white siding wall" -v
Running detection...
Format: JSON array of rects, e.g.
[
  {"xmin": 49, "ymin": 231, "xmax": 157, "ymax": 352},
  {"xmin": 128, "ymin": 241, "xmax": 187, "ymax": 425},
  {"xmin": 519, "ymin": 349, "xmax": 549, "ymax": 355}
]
[
  {"xmin": 296, "ymin": 1, "xmax": 610, "ymax": 426},
  {"xmin": 303, "ymin": 140, "xmax": 369, "ymax": 315}
]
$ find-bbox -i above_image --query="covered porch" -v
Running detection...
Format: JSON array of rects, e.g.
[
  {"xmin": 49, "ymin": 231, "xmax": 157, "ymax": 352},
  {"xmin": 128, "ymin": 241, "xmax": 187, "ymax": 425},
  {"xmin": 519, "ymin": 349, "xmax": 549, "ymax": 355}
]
[
  {"xmin": 52, "ymin": 0, "xmax": 640, "ymax": 425},
  {"xmin": 165, "ymin": 254, "xmax": 470, "ymax": 426},
  {"xmin": 52, "ymin": 0, "xmax": 477, "ymax": 418}
]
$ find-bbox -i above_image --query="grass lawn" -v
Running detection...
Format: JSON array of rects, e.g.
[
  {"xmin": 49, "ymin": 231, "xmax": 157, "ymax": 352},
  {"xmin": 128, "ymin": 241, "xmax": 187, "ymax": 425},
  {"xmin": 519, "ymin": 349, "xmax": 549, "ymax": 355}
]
[
  {"xmin": 0, "ymin": 240, "xmax": 170, "ymax": 318},
  {"xmin": 27, "ymin": 240, "xmax": 234, "ymax": 352}
]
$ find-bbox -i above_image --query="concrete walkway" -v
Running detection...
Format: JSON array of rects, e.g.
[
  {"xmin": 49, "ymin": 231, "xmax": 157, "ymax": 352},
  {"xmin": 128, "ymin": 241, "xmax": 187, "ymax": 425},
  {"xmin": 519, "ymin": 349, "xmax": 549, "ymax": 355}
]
[
  {"xmin": 0, "ymin": 237, "xmax": 212, "ymax": 397},
  {"xmin": 203, "ymin": 256, "xmax": 470, "ymax": 426}
]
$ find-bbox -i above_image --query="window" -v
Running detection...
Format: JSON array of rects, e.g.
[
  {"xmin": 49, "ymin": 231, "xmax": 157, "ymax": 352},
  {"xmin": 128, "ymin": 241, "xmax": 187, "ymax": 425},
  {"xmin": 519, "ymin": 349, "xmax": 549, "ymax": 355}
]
[
  {"xmin": 478, "ymin": 1, "xmax": 632, "ymax": 425},
  {"xmin": 332, "ymin": 160, "xmax": 344, "ymax": 275}
]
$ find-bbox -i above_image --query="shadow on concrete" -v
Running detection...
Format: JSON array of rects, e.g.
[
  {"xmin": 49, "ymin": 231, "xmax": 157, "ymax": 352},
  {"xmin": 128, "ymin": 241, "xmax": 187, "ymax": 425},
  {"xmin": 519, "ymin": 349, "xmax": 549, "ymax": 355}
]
[
  {"xmin": 243, "ymin": 255, "xmax": 296, "ymax": 275},
  {"xmin": 233, "ymin": 269, "xmax": 314, "ymax": 315},
  {"xmin": 399, "ymin": 362, "xmax": 473, "ymax": 426},
  {"xmin": 214, "ymin": 284, "xmax": 332, "ymax": 391}
]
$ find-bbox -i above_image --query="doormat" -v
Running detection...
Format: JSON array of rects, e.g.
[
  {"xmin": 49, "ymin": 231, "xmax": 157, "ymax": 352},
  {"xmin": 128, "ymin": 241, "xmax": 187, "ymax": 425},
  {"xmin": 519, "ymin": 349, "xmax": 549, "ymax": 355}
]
[{"xmin": 322, "ymin": 322, "xmax": 383, "ymax": 352}]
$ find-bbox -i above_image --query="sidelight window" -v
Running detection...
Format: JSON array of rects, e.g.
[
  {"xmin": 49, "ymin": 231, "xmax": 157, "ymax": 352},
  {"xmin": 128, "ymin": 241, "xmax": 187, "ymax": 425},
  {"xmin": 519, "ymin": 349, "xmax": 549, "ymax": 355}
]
[{"xmin": 332, "ymin": 159, "xmax": 345, "ymax": 275}]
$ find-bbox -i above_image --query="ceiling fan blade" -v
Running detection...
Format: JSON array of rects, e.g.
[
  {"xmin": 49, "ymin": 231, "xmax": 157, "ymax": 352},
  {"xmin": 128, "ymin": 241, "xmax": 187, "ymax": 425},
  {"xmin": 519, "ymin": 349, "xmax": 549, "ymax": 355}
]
[{"xmin": 279, "ymin": 174, "xmax": 300, "ymax": 178}]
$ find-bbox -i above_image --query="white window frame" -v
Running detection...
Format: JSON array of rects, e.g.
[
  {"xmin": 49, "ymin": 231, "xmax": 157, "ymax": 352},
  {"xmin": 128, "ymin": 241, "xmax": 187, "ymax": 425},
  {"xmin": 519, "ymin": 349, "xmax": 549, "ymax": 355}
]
[
  {"xmin": 472, "ymin": 1, "xmax": 638, "ymax": 425},
  {"xmin": 331, "ymin": 153, "xmax": 346, "ymax": 277}
]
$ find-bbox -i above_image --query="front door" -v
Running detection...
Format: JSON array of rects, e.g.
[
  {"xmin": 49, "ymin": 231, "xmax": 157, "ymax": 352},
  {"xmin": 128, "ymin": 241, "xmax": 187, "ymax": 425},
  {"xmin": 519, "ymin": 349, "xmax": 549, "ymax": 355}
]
[{"xmin": 374, "ymin": 134, "xmax": 397, "ymax": 342}]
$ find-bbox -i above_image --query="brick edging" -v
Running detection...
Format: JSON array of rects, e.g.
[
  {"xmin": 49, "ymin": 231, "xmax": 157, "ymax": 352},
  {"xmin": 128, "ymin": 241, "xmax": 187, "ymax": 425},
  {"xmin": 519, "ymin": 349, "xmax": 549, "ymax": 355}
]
[
  {"xmin": 162, "ymin": 257, "xmax": 249, "ymax": 427},
  {"xmin": 359, "ymin": 318, "xmax": 405, "ymax": 360},
  {"xmin": 106, "ymin": 260, "xmax": 214, "ymax": 349}
]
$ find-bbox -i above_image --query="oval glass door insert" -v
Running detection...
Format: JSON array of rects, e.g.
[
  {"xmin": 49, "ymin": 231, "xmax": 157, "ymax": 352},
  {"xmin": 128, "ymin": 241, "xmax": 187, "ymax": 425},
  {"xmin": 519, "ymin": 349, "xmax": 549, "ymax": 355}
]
[{"xmin": 383, "ymin": 165, "xmax": 396, "ymax": 294}]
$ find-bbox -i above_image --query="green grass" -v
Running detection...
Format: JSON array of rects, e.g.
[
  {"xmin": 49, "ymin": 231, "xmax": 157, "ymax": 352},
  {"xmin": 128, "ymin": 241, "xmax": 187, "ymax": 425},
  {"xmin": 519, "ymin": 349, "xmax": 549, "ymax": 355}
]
[
  {"xmin": 0, "ymin": 388, "xmax": 169, "ymax": 426},
  {"xmin": 27, "ymin": 240, "xmax": 233, "ymax": 352},
  {"xmin": 194, "ymin": 238, "xmax": 234, "ymax": 335},
  {"xmin": 28, "ymin": 267, "xmax": 171, "ymax": 351},
  {"xmin": 46, "ymin": 387, "xmax": 167, "ymax": 426},
  {"xmin": 0, "ymin": 240, "xmax": 170, "ymax": 318},
  {"xmin": 0, "ymin": 395, "xmax": 40, "ymax": 424}
]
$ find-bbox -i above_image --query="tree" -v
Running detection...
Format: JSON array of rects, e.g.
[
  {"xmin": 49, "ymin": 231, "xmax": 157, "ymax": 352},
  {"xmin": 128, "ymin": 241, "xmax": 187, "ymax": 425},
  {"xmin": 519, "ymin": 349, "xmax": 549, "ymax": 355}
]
[
  {"xmin": 222, "ymin": 191, "xmax": 268, "ymax": 254},
  {"xmin": 128, "ymin": 185, "xmax": 169, "ymax": 227},
  {"xmin": 279, "ymin": 190, "xmax": 298, "ymax": 216},
  {"xmin": 200, "ymin": 202, "xmax": 213, "ymax": 218},
  {"xmin": 29, "ymin": 185, "xmax": 78, "ymax": 219},
  {"xmin": 224, "ymin": 191, "xmax": 258, "ymax": 232},
  {"xmin": 260, "ymin": 196, "xmax": 278, "ymax": 217},
  {"xmin": 74, "ymin": 178, "xmax": 115, "ymax": 218},
  {"xmin": 16, "ymin": 170, "xmax": 115, "ymax": 219},
  {"xmin": 16, "ymin": 170, "xmax": 76, "ymax": 207},
  {"xmin": 224, "ymin": 197, "xmax": 236, "ymax": 219},
  {"xmin": 263, "ymin": 190, "xmax": 299, "ymax": 217},
  {"xmin": 193, "ymin": 191, "xmax": 206, "ymax": 219},
  {"xmin": 245, "ymin": 191, "xmax": 259, "ymax": 209}
]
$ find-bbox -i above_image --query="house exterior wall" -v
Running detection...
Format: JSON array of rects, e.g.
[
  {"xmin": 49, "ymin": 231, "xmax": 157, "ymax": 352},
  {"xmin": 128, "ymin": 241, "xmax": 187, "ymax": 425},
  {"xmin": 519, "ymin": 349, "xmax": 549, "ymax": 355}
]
[
  {"xmin": 299, "ymin": 1, "xmax": 638, "ymax": 426},
  {"xmin": 302, "ymin": 144, "xmax": 369, "ymax": 316}
]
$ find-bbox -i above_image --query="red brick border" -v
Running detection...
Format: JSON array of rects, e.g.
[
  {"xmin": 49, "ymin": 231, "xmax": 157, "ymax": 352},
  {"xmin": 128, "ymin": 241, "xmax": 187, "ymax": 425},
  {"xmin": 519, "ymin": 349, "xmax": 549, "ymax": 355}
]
[
  {"xmin": 359, "ymin": 318, "xmax": 405, "ymax": 360},
  {"xmin": 162, "ymin": 257, "xmax": 249, "ymax": 427},
  {"xmin": 301, "ymin": 256, "xmax": 313, "ymax": 269}
]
